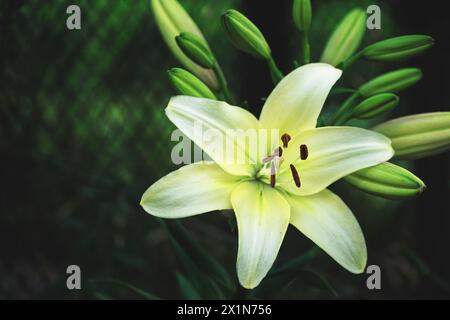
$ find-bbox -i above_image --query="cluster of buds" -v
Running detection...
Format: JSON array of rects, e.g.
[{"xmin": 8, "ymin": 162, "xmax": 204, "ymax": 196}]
[{"xmin": 152, "ymin": 0, "xmax": 449, "ymax": 201}]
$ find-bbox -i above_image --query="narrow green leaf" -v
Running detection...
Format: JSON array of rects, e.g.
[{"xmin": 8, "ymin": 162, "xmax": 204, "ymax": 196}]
[
  {"xmin": 89, "ymin": 278, "xmax": 161, "ymax": 300},
  {"xmin": 176, "ymin": 272, "xmax": 203, "ymax": 300}
]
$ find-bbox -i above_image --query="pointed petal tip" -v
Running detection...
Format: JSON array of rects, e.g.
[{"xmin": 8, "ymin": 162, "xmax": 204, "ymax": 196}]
[
  {"xmin": 237, "ymin": 269, "xmax": 264, "ymax": 289},
  {"xmin": 340, "ymin": 250, "xmax": 367, "ymax": 274},
  {"xmin": 236, "ymin": 272, "xmax": 263, "ymax": 290},
  {"xmin": 139, "ymin": 197, "xmax": 147, "ymax": 209},
  {"xmin": 348, "ymin": 246, "xmax": 367, "ymax": 275},
  {"xmin": 349, "ymin": 260, "xmax": 367, "ymax": 274},
  {"xmin": 239, "ymin": 279, "xmax": 259, "ymax": 290}
]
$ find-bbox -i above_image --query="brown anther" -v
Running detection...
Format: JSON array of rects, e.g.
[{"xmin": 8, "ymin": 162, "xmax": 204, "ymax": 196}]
[
  {"xmin": 281, "ymin": 133, "xmax": 291, "ymax": 148},
  {"xmin": 289, "ymin": 164, "xmax": 301, "ymax": 188},
  {"xmin": 276, "ymin": 146, "xmax": 283, "ymax": 157},
  {"xmin": 300, "ymin": 144, "xmax": 309, "ymax": 160}
]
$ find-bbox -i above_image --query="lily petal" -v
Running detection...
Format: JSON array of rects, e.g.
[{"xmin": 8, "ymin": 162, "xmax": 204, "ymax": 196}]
[
  {"xmin": 141, "ymin": 161, "xmax": 241, "ymax": 218},
  {"xmin": 286, "ymin": 189, "xmax": 367, "ymax": 273},
  {"xmin": 166, "ymin": 96, "xmax": 262, "ymax": 177},
  {"xmin": 279, "ymin": 127, "xmax": 394, "ymax": 195},
  {"xmin": 231, "ymin": 181, "xmax": 290, "ymax": 289},
  {"xmin": 259, "ymin": 63, "xmax": 342, "ymax": 138}
]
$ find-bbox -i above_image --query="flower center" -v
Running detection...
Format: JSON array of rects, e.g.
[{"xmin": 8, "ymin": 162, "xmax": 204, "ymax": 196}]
[{"xmin": 261, "ymin": 133, "xmax": 309, "ymax": 188}]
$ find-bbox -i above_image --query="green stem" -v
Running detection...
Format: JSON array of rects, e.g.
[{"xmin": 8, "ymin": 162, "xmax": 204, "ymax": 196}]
[
  {"xmin": 300, "ymin": 31, "xmax": 311, "ymax": 65},
  {"xmin": 329, "ymin": 92, "xmax": 360, "ymax": 126},
  {"xmin": 213, "ymin": 63, "xmax": 233, "ymax": 104},
  {"xmin": 338, "ymin": 50, "xmax": 365, "ymax": 70},
  {"xmin": 267, "ymin": 56, "xmax": 284, "ymax": 84}
]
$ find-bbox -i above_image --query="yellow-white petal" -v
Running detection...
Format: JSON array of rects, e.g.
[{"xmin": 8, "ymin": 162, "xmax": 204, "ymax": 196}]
[
  {"xmin": 141, "ymin": 162, "xmax": 241, "ymax": 218},
  {"xmin": 231, "ymin": 181, "xmax": 290, "ymax": 289},
  {"xmin": 278, "ymin": 127, "xmax": 394, "ymax": 195},
  {"xmin": 259, "ymin": 63, "xmax": 342, "ymax": 138},
  {"xmin": 286, "ymin": 189, "xmax": 367, "ymax": 273},
  {"xmin": 166, "ymin": 96, "xmax": 262, "ymax": 177}
]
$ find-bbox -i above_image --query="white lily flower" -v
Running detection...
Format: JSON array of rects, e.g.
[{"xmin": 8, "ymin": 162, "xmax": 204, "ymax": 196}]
[{"xmin": 141, "ymin": 63, "xmax": 394, "ymax": 289}]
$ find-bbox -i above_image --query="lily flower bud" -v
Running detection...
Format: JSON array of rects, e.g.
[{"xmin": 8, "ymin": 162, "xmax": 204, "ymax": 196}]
[
  {"xmin": 352, "ymin": 93, "xmax": 399, "ymax": 119},
  {"xmin": 344, "ymin": 162, "xmax": 426, "ymax": 199},
  {"xmin": 221, "ymin": 9, "xmax": 272, "ymax": 60},
  {"xmin": 176, "ymin": 32, "xmax": 216, "ymax": 69},
  {"xmin": 168, "ymin": 68, "xmax": 217, "ymax": 100},
  {"xmin": 293, "ymin": 0, "xmax": 312, "ymax": 32},
  {"xmin": 320, "ymin": 8, "xmax": 366, "ymax": 66},
  {"xmin": 363, "ymin": 35, "xmax": 434, "ymax": 62},
  {"xmin": 151, "ymin": 0, "xmax": 218, "ymax": 89},
  {"xmin": 358, "ymin": 68, "xmax": 422, "ymax": 97},
  {"xmin": 373, "ymin": 112, "xmax": 450, "ymax": 159}
]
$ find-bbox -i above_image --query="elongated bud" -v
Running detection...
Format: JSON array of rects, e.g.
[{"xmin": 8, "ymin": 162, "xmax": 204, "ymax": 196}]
[
  {"xmin": 293, "ymin": 0, "xmax": 312, "ymax": 32},
  {"xmin": 221, "ymin": 9, "xmax": 271, "ymax": 60},
  {"xmin": 352, "ymin": 93, "xmax": 399, "ymax": 119},
  {"xmin": 363, "ymin": 35, "xmax": 434, "ymax": 62},
  {"xmin": 176, "ymin": 32, "xmax": 216, "ymax": 69},
  {"xmin": 151, "ymin": 0, "xmax": 218, "ymax": 89},
  {"xmin": 344, "ymin": 162, "xmax": 425, "ymax": 199},
  {"xmin": 320, "ymin": 8, "xmax": 366, "ymax": 66},
  {"xmin": 372, "ymin": 112, "xmax": 450, "ymax": 159},
  {"xmin": 358, "ymin": 68, "xmax": 422, "ymax": 97},
  {"xmin": 168, "ymin": 68, "xmax": 217, "ymax": 100}
]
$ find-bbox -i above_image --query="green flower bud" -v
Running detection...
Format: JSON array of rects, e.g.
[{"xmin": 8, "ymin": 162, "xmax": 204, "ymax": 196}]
[
  {"xmin": 293, "ymin": 0, "xmax": 312, "ymax": 32},
  {"xmin": 344, "ymin": 162, "xmax": 426, "ymax": 199},
  {"xmin": 372, "ymin": 112, "xmax": 450, "ymax": 160},
  {"xmin": 176, "ymin": 32, "xmax": 216, "ymax": 69},
  {"xmin": 363, "ymin": 35, "xmax": 434, "ymax": 62},
  {"xmin": 352, "ymin": 93, "xmax": 399, "ymax": 119},
  {"xmin": 221, "ymin": 9, "xmax": 271, "ymax": 60},
  {"xmin": 358, "ymin": 68, "xmax": 422, "ymax": 97},
  {"xmin": 151, "ymin": 0, "xmax": 218, "ymax": 89},
  {"xmin": 320, "ymin": 8, "xmax": 366, "ymax": 66},
  {"xmin": 168, "ymin": 68, "xmax": 217, "ymax": 100}
]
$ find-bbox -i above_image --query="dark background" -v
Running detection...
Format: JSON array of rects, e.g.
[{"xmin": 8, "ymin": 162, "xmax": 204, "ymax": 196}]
[{"xmin": 1, "ymin": 0, "xmax": 449, "ymax": 299}]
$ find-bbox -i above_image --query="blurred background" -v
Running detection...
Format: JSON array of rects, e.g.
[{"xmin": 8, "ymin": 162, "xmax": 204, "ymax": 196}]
[{"xmin": 1, "ymin": 0, "xmax": 449, "ymax": 299}]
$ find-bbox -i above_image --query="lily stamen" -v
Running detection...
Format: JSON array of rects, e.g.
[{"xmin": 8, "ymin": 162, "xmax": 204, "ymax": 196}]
[
  {"xmin": 290, "ymin": 164, "xmax": 301, "ymax": 188},
  {"xmin": 262, "ymin": 146, "xmax": 283, "ymax": 164},
  {"xmin": 265, "ymin": 147, "xmax": 284, "ymax": 188},
  {"xmin": 300, "ymin": 144, "xmax": 309, "ymax": 160},
  {"xmin": 276, "ymin": 146, "xmax": 283, "ymax": 157},
  {"xmin": 262, "ymin": 156, "xmax": 273, "ymax": 164},
  {"xmin": 281, "ymin": 133, "xmax": 291, "ymax": 148},
  {"xmin": 270, "ymin": 162, "xmax": 276, "ymax": 187}
]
